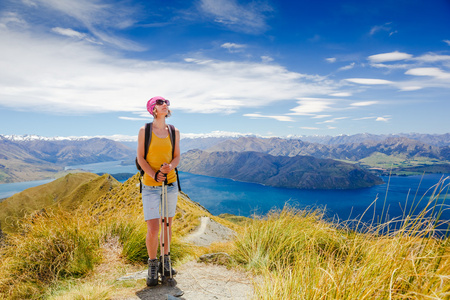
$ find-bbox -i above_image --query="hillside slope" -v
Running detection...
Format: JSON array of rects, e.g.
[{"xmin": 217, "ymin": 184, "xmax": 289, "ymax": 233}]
[
  {"xmin": 0, "ymin": 172, "xmax": 119, "ymax": 233},
  {"xmin": 180, "ymin": 150, "xmax": 383, "ymax": 189}
]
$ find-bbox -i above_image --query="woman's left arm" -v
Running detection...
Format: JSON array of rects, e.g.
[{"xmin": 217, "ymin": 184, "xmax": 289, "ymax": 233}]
[{"xmin": 160, "ymin": 127, "xmax": 180, "ymax": 173}]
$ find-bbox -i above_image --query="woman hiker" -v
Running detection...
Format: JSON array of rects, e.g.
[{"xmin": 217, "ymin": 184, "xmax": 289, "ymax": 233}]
[{"xmin": 136, "ymin": 96, "xmax": 180, "ymax": 286}]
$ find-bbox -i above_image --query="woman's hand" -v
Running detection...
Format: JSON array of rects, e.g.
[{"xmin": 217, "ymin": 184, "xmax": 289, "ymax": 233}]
[
  {"xmin": 160, "ymin": 163, "xmax": 172, "ymax": 174},
  {"xmin": 154, "ymin": 170, "xmax": 167, "ymax": 182}
]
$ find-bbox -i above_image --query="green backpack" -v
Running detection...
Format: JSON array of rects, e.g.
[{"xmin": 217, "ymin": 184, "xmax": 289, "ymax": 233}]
[{"xmin": 135, "ymin": 122, "xmax": 181, "ymax": 193}]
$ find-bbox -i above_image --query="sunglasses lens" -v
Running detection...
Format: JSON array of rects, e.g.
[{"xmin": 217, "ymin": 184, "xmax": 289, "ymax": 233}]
[{"xmin": 156, "ymin": 99, "xmax": 170, "ymax": 106}]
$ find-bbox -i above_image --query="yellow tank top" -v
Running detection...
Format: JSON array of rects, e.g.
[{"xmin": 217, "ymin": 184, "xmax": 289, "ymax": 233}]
[{"xmin": 143, "ymin": 132, "xmax": 177, "ymax": 186}]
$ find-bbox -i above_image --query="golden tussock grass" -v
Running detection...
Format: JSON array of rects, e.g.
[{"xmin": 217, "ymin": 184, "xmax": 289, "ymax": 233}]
[{"xmin": 232, "ymin": 176, "xmax": 450, "ymax": 299}]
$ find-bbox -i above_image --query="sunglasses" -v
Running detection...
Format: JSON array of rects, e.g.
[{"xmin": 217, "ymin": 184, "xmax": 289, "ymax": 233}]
[{"xmin": 155, "ymin": 99, "xmax": 170, "ymax": 106}]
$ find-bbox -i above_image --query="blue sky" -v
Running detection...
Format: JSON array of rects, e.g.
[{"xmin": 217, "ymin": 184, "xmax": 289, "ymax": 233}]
[{"xmin": 0, "ymin": 0, "xmax": 449, "ymax": 140}]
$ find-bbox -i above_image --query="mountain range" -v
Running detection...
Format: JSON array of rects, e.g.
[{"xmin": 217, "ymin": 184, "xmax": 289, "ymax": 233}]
[
  {"xmin": 179, "ymin": 150, "xmax": 383, "ymax": 189},
  {"xmin": 0, "ymin": 136, "xmax": 134, "ymax": 183},
  {"xmin": 205, "ymin": 136, "xmax": 450, "ymax": 161},
  {"xmin": 2, "ymin": 132, "xmax": 449, "ymax": 186},
  {"xmin": 180, "ymin": 133, "xmax": 450, "ymax": 152}
]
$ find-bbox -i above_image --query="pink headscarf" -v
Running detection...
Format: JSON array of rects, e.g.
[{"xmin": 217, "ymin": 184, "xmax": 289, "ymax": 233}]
[{"xmin": 147, "ymin": 96, "xmax": 167, "ymax": 115}]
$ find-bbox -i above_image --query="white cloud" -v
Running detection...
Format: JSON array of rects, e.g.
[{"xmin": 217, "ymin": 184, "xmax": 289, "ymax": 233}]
[
  {"xmin": 414, "ymin": 53, "xmax": 450, "ymax": 63},
  {"xmin": 444, "ymin": 40, "xmax": 450, "ymax": 46},
  {"xmin": 24, "ymin": 0, "xmax": 143, "ymax": 51},
  {"xmin": 338, "ymin": 62, "xmax": 355, "ymax": 71},
  {"xmin": 118, "ymin": 116, "xmax": 148, "ymax": 121},
  {"xmin": 353, "ymin": 116, "xmax": 377, "ymax": 120},
  {"xmin": 350, "ymin": 101, "xmax": 378, "ymax": 107},
  {"xmin": 370, "ymin": 63, "xmax": 411, "ymax": 70},
  {"xmin": 244, "ymin": 113, "xmax": 293, "ymax": 122},
  {"xmin": 368, "ymin": 51, "xmax": 413, "ymax": 63},
  {"xmin": 376, "ymin": 116, "xmax": 391, "ymax": 122},
  {"xmin": 317, "ymin": 117, "xmax": 348, "ymax": 124},
  {"xmin": 399, "ymin": 86, "xmax": 423, "ymax": 91},
  {"xmin": 329, "ymin": 92, "xmax": 352, "ymax": 97},
  {"xmin": 198, "ymin": 0, "xmax": 272, "ymax": 34},
  {"xmin": 0, "ymin": 11, "xmax": 28, "ymax": 29},
  {"xmin": 326, "ymin": 57, "xmax": 336, "ymax": 63},
  {"xmin": 289, "ymin": 98, "xmax": 334, "ymax": 115},
  {"xmin": 369, "ymin": 22, "xmax": 396, "ymax": 36},
  {"xmin": 405, "ymin": 68, "xmax": 450, "ymax": 79},
  {"xmin": 261, "ymin": 55, "xmax": 274, "ymax": 63},
  {"xmin": 51, "ymin": 27, "xmax": 85, "ymax": 39},
  {"xmin": 221, "ymin": 42, "xmax": 246, "ymax": 52},
  {"xmin": 0, "ymin": 27, "xmax": 338, "ymax": 116},
  {"xmin": 345, "ymin": 78, "xmax": 394, "ymax": 85}
]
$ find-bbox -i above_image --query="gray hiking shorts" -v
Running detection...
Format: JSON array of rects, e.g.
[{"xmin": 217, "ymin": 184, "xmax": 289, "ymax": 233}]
[{"xmin": 141, "ymin": 183, "xmax": 178, "ymax": 221}]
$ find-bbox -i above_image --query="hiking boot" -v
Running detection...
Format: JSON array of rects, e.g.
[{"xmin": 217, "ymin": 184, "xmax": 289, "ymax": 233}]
[
  {"xmin": 146, "ymin": 258, "xmax": 159, "ymax": 286},
  {"xmin": 159, "ymin": 254, "xmax": 177, "ymax": 277}
]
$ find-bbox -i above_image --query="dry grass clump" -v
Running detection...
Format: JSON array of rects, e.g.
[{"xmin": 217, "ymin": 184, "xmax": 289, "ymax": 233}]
[
  {"xmin": 233, "ymin": 203, "xmax": 450, "ymax": 299},
  {"xmin": 0, "ymin": 209, "xmax": 100, "ymax": 299}
]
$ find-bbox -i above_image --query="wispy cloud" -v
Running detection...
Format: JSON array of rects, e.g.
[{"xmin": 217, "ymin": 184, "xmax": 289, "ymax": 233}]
[
  {"xmin": 300, "ymin": 126, "xmax": 319, "ymax": 130},
  {"xmin": 330, "ymin": 92, "xmax": 352, "ymax": 97},
  {"xmin": 443, "ymin": 40, "xmax": 450, "ymax": 46},
  {"xmin": 376, "ymin": 116, "xmax": 391, "ymax": 122},
  {"xmin": 221, "ymin": 42, "xmax": 246, "ymax": 52},
  {"xmin": 51, "ymin": 27, "xmax": 85, "ymax": 39},
  {"xmin": 0, "ymin": 11, "xmax": 28, "ymax": 29},
  {"xmin": 289, "ymin": 98, "xmax": 334, "ymax": 115},
  {"xmin": 21, "ymin": 0, "xmax": 143, "ymax": 51},
  {"xmin": 198, "ymin": 0, "xmax": 272, "ymax": 34},
  {"xmin": 370, "ymin": 63, "xmax": 411, "ymax": 70},
  {"xmin": 326, "ymin": 57, "xmax": 336, "ymax": 63},
  {"xmin": 369, "ymin": 22, "xmax": 397, "ymax": 36},
  {"xmin": 244, "ymin": 113, "xmax": 293, "ymax": 122},
  {"xmin": 368, "ymin": 51, "xmax": 413, "ymax": 63},
  {"xmin": 414, "ymin": 53, "xmax": 450, "ymax": 63},
  {"xmin": 345, "ymin": 78, "xmax": 394, "ymax": 85},
  {"xmin": 261, "ymin": 55, "xmax": 274, "ymax": 63},
  {"xmin": 350, "ymin": 101, "xmax": 378, "ymax": 107},
  {"xmin": 51, "ymin": 27, "xmax": 101, "ymax": 44},
  {"xmin": 316, "ymin": 117, "xmax": 348, "ymax": 124},
  {"xmin": 405, "ymin": 67, "xmax": 450, "ymax": 79},
  {"xmin": 118, "ymin": 116, "xmax": 148, "ymax": 121},
  {"xmin": 338, "ymin": 62, "xmax": 355, "ymax": 71},
  {"xmin": 353, "ymin": 116, "xmax": 377, "ymax": 120}
]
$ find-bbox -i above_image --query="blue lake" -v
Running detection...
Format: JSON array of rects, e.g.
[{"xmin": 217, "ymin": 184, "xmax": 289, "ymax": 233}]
[{"xmin": 1, "ymin": 161, "xmax": 449, "ymax": 230}]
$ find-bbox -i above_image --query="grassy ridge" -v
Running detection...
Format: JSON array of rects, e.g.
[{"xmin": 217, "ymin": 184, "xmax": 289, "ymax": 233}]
[{"xmin": 0, "ymin": 173, "xmax": 119, "ymax": 233}]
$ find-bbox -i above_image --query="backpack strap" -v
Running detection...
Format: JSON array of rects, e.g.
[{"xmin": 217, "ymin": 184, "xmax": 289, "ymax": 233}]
[
  {"xmin": 167, "ymin": 124, "xmax": 181, "ymax": 192},
  {"xmin": 144, "ymin": 122, "xmax": 152, "ymax": 164},
  {"xmin": 139, "ymin": 122, "xmax": 152, "ymax": 193}
]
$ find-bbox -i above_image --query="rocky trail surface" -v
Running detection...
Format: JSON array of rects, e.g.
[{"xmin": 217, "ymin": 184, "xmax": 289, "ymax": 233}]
[{"xmin": 115, "ymin": 217, "xmax": 254, "ymax": 300}]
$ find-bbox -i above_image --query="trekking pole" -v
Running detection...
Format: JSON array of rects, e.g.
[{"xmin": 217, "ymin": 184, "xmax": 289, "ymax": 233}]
[
  {"xmin": 163, "ymin": 179, "xmax": 177, "ymax": 287},
  {"xmin": 159, "ymin": 180, "xmax": 166, "ymax": 284}
]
